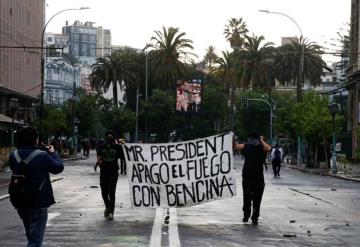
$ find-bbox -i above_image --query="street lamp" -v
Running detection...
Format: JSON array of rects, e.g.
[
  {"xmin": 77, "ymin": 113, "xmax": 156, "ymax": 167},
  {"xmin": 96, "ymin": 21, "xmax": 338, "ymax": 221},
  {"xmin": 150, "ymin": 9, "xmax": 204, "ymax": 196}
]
[
  {"xmin": 259, "ymin": 9, "xmax": 304, "ymax": 102},
  {"xmin": 259, "ymin": 9, "xmax": 304, "ymax": 166},
  {"xmin": 144, "ymin": 51, "xmax": 149, "ymax": 142},
  {"xmin": 39, "ymin": 7, "xmax": 90, "ymax": 142},
  {"xmin": 328, "ymin": 102, "xmax": 339, "ymax": 174},
  {"xmin": 135, "ymin": 89, "xmax": 142, "ymax": 142}
]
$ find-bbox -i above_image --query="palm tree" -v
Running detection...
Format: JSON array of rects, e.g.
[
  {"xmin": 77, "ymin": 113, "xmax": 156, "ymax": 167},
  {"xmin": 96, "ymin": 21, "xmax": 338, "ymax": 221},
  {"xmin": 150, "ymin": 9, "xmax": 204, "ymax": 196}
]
[
  {"xmin": 224, "ymin": 18, "xmax": 248, "ymax": 49},
  {"xmin": 145, "ymin": 26, "xmax": 196, "ymax": 90},
  {"xmin": 89, "ymin": 48, "xmax": 138, "ymax": 107},
  {"xmin": 203, "ymin": 45, "xmax": 218, "ymax": 69},
  {"xmin": 275, "ymin": 37, "xmax": 326, "ymax": 102},
  {"xmin": 89, "ymin": 54, "xmax": 118, "ymax": 105},
  {"xmin": 210, "ymin": 51, "xmax": 238, "ymax": 129},
  {"xmin": 238, "ymin": 35, "xmax": 276, "ymax": 90}
]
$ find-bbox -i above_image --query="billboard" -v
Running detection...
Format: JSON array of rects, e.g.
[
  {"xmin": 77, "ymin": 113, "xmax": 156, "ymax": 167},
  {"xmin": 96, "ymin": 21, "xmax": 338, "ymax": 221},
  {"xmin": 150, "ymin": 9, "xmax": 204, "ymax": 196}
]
[{"xmin": 176, "ymin": 79, "xmax": 202, "ymax": 113}]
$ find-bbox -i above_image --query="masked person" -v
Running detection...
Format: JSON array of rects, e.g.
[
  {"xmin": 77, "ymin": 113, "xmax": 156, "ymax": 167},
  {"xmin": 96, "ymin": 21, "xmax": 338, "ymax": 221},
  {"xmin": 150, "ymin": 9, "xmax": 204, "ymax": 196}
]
[
  {"xmin": 234, "ymin": 132, "xmax": 271, "ymax": 225},
  {"xmin": 95, "ymin": 131, "xmax": 122, "ymax": 220}
]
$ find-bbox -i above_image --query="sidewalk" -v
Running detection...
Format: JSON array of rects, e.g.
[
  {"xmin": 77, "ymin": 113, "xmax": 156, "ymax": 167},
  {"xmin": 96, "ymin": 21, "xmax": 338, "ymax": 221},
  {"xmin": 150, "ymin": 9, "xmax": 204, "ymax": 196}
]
[{"xmin": 283, "ymin": 162, "xmax": 360, "ymax": 183}]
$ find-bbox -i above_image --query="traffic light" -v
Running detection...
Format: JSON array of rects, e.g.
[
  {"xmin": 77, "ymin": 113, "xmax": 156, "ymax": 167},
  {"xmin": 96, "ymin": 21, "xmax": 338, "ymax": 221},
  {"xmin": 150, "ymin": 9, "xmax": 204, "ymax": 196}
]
[{"xmin": 241, "ymin": 96, "xmax": 248, "ymax": 109}]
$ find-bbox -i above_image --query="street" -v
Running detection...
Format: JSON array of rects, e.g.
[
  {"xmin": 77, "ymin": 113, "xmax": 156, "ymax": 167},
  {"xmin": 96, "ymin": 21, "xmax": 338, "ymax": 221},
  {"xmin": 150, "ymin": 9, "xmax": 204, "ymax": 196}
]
[{"xmin": 0, "ymin": 152, "xmax": 359, "ymax": 247}]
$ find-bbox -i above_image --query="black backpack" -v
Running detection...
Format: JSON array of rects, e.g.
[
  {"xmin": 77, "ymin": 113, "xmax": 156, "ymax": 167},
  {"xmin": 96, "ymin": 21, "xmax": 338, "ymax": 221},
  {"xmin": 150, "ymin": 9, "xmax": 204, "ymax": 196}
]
[
  {"xmin": 8, "ymin": 150, "xmax": 43, "ymax": 208},
  {"xmin": 274, "ymin": 148, "xmax": 281, "ymax": 161}
]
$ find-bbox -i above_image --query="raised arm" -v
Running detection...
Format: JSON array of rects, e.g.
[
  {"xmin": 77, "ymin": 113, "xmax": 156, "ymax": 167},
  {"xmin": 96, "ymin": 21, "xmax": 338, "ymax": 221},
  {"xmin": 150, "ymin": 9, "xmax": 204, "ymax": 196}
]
[{"xmin": 260, "ymin": 136, "xmax": 271, "ymax": 153}]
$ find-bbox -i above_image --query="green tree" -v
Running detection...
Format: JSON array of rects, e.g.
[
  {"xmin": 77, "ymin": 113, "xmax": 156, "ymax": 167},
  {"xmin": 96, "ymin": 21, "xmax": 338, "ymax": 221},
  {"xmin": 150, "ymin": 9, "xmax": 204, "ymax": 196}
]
[
  {"xmin": 224, "ymin": 18, "xmax": 248, "ymax": 49},
  {"xmin": 275, "ymin": 37, "xmax": 326, "ymax": 102},
  {"xmin": 210, "ymin": 51, "xmax": 239, "ymax": 129},
  {"xmin": 89, "ymin": 54, "xmax": 120, "ymax": 106},
  {"xmin": 190, "ymin": 84, "xmax": 229, "ymax": 138},
  {"xmin": 145, "ymin": 26, "xmax": 196, "ymax": 90},
  {"xmin": 234, "ymin": 91, "xmax": 272, "ymax": 140},
  {"xmin": 142, "ymin": 89, "xmax": 176, "ymax": 142},
  {"xmin": 89, "ymin": 48, "xmax": 138, "ymax": 107},
  {"xmin": 238, "ymin": 35, "xmax": 276, "ymax": 90},
  {"xmin": 109, "ymin": 107, "xmax": 136, "ymax": 137},
  {"xmin": 42, "ymin": 105, "xmax": 69, "ymax": 138},
  {"xmin": 291, "ymin": 92, "xmax": 343, "ymax": 166},
  {"xmin": 203, "ymin": 45, "xmax": 218, "ymax": 69}
]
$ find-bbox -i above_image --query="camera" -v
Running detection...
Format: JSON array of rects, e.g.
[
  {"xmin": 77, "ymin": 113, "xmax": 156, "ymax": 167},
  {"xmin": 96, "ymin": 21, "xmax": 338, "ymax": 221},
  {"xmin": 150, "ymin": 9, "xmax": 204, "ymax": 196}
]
[{"xmin": 39, "ymin": 144, "xmax": 51, "ymax": 153}]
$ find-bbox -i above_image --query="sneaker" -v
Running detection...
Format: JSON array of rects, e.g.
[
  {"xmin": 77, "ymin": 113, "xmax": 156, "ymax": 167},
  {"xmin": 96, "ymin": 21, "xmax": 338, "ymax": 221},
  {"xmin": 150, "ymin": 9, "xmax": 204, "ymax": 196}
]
[
  {"xmin": 107, "ymin": 213, "xmax": 114, "ymax": 220},
  {"xmin": 252, "ymin": 218, "xmax": 258, "ymax": 225},
  {"xmin": 242, "ymin": 218, "xmax": 249, "ymax": 223},
  {"xmin": 104, "ymin": 209, "xmax": 110, "ymax": 218}
]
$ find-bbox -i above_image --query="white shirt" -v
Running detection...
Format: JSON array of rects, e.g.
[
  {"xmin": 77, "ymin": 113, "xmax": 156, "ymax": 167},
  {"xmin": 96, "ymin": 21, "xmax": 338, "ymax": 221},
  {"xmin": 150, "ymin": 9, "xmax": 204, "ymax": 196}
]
[{"xmin": 271, "ymin": 147, "xmax": 283, "ymax": 160}]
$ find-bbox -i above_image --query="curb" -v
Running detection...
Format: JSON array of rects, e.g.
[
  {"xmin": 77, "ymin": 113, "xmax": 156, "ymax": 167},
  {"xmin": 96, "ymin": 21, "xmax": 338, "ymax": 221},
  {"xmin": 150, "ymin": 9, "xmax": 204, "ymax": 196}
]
[{"xmin": 284, "ymin": 164, "xmax": 360, "ymax": 183}]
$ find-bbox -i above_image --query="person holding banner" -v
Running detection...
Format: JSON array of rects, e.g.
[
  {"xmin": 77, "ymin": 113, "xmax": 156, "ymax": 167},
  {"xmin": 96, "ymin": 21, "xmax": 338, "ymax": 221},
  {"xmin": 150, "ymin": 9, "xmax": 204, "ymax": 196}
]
[
  {"xmin": 95, "ymin": 131, "xmax": 123, "ymax": 220},
  {"xmin": 234, "ymin": 132, "xmax": 271, "ymax": 225}
]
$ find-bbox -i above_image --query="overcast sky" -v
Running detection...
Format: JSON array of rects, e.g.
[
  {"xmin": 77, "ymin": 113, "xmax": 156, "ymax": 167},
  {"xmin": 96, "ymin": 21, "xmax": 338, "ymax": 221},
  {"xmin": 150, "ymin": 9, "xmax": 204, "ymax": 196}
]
[{"xmin": 45, "ymin": 0, "xmax": 350, "ymax": 64}]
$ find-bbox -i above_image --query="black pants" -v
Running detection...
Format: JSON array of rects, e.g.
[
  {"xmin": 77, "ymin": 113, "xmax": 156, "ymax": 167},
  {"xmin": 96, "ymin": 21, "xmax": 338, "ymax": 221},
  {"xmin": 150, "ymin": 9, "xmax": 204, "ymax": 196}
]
[
  {"xmin": 120, "ymin": 159, "xmax": 126, "ymax": 175},
  {"xmin": 272, "ymin": 160, "xmax": 281, "ymax": 176},
  {"xmin": 242, "ymin": 178, "xmax": 265, "ymax": 220},
  {"xmin": 100, "ymin": 170, "xmax": 119, "ymax": 214}
]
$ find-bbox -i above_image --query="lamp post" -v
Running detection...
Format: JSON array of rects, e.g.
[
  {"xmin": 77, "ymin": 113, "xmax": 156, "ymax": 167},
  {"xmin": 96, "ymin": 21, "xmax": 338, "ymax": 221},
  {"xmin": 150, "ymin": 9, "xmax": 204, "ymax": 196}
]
[
  {"xmin": 259, "ymin": 9, "xmax": 304, "ymax": 166},
  {"xmin": 39, "ymin": 7, "xmax": 90, "ymax": 142},
  {"xmin": 144, "ymin": 51, "xmax": 149, "ymax": 142},
  {"xmin": 328, "ymin": 102, "xmax": 339, "ymax": 174},
  {"xmin": 259, "ymin": 9, "xmax": 304, "ymax": 101},
  {"xmin": 9, "ymin": 98, "xmax": 19, "ymax": 148},
  {"xmin": 135, "ymin": 89, "xmax": 142, "ymax": 142}
]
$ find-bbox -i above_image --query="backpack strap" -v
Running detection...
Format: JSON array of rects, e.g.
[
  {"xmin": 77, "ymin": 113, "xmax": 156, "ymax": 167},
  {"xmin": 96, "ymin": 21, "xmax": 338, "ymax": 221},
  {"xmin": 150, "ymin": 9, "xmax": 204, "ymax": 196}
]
[{"xmin": 13, "ymin": 149, "xmax": 44, "ymax": 165}]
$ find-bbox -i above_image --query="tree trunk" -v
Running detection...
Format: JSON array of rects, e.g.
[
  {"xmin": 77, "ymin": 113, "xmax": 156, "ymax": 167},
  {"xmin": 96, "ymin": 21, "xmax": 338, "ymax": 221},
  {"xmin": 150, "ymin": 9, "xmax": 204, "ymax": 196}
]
[
  {"xmin": 323, "ymin": 135, "xmax": 328, "ymax": 167},
  {"xmin": 113, "ymin": 70, "xmax": 118, "ymax": 108}
]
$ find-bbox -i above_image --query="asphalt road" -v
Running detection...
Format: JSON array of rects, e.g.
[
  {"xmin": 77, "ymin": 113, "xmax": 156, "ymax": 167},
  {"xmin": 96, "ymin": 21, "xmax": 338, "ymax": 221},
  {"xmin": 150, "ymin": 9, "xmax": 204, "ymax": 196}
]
[{"xmin": 0, "ymin": 152, "xmax": 359, "ymax": 247}]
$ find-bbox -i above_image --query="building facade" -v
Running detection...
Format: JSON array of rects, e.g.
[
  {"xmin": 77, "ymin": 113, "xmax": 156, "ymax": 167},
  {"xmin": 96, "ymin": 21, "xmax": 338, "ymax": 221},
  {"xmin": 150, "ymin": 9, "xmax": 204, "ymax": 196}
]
[
  {"xmin": 62, "ymin": 20, "xmax": 97, "ymax": 65},
  {"xmin": 45, "ymin": 57, "xmax": 80, "ymax": 105},
  {"xmin": 96, "ymin": 27, "xmax": 111, "ymax": 58},
  {"xmin": 346, "ymin": 0, "xmax": 360, "ymax": 159},
  {"xmin": 0, "ymin": 0, "xmax": 44, "ymax": 147},
  {"xmin": 45, "ymin": 32, "xmax": 70, "ymax": 55}
]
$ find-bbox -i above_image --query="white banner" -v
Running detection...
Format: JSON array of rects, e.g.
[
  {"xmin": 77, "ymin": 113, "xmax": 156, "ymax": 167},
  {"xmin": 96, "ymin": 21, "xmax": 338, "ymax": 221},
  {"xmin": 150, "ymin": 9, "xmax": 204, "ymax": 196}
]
[{"xmin": 123, "ymin": 132, "xmax": 236, "ymax": 208}]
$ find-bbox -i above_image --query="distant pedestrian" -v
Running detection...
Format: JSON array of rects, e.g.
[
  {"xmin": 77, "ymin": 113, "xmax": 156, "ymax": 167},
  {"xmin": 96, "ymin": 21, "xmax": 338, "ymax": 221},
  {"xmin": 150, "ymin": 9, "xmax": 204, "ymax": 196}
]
[
  {"xmin": 118, "ymin": 138, "xmax": 127, "ymax": 175},
  {"xmin": 95, "ymin": 131, "xmax": 122, "ymax": 220},
  {"xmin": 82, "ymin": 139, "xmax": 90, "ymax": 158},
  {"xmin": 8, "ymin": 127, "xmax": 64, "ymax": 247},
  {"xmin": 234, "ymin": 132, "xmax": 271, "ymax": 225},
  {"xmin": 271, "ymin": 144, "xmax": 283, "ymax": 177}
]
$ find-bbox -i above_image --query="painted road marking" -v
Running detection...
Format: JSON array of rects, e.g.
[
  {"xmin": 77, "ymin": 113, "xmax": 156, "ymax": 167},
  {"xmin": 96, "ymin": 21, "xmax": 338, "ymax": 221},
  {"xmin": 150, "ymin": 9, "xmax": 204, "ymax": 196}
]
[
  {"xmin": 150, "ymin": 208, "xmax": 181, "ymax": 247},
  {"xmin": 150, "ymin": 208, "xmax": 164, "ymax": 247},
  {"xmin": 169, "ymin": 208, "xmax": 181, "ymax": 247},
  {"xmin": 46, "ymin": 212, "xmax": 61, "ymax": 226},
  {"xmin": 0, "ymin": 194, "xmax": 9, "ymax": 201}
]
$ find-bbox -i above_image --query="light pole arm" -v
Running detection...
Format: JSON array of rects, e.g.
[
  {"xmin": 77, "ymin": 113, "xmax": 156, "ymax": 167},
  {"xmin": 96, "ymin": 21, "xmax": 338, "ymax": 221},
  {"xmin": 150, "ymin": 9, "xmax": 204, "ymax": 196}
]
[{"xmin": 259, "ymin": 10, "xmax": 303, "ymax": 37}]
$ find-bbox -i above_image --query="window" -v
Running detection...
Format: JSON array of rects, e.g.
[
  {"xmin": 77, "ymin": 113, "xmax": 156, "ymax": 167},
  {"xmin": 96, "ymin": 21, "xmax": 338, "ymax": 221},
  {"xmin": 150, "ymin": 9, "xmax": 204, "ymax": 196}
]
[
  {"xmin": 55, "ymin": 90, "xmax": 59, "ymax": 104},
  {"xmin": 81, "ymin": 34, "xmax": 88, "ymax": 41},
  {"xmin": 74, "ymin": 33, "xmax": 80, "ymax": 41},
  {"xmin": 47, "ymin": 90, "xmax": 53, "ymax": 104},
  {"xmin": 47, "ymin": 70, "xmax": 52, "ymax": 80}
]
